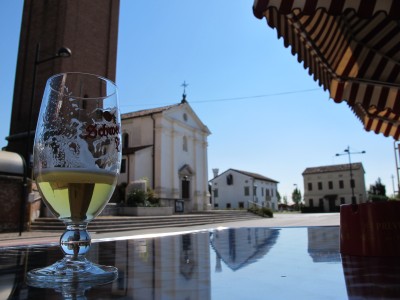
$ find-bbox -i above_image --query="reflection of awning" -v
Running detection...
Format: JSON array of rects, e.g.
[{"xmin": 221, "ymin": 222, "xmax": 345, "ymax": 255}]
[{"xmin": 253, "ymin": 1, "xmax": 400, "ymax": 139}]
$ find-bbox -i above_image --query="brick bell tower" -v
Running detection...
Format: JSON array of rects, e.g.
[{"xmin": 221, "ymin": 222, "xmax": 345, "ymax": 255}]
[{"xmin": 5, "ymin": 0, "xmax": 120, "ymax": 169}]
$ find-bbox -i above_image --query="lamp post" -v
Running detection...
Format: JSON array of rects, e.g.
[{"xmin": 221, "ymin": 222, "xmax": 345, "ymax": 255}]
[
  {"xmin": 394, "ymin": 141, "xmax": 400, "ymax": 196},
  {"xmin": 336, "ymin": 146, "xmax": 365, "ymax": 205},
  {"xmin": 19, "ymin": 44, "xmax": 71, "ymax": 236}
]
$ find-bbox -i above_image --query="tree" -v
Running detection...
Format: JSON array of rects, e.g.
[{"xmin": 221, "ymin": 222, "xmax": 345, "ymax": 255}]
[
  {"xmin": 292, "ymin": 188, "xmax": 302, "ymax": 210},
  {"xmin": 368, "ymin": 178, "xmax": 388, "ymax": 202},
  {"xmin": 283, "ymin": 196, "xmax": 288, "ymax": 205},
  {"xmin": 276, "ymin": 191, "xmax": 281, "ymax": 203}
]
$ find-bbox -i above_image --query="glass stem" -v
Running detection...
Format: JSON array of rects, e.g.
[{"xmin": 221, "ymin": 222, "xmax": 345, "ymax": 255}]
[{"xmin": 60, "ymin": 225, "xmax": 91, "ymax": 259}]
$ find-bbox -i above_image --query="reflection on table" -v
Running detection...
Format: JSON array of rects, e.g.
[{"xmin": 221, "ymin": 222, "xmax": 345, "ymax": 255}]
[
  {"xmin": 1, "ymin": 226, "xmax": 400, "ymax": 299},
  {"xmin": 210, "ymin": 227, "xmax": 279, "ymax": 272}
]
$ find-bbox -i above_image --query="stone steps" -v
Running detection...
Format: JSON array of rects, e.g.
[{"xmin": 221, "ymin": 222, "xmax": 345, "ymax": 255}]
[{"xmin": 29, "ymin": 210, "xmax": 263, "ymax": 233}]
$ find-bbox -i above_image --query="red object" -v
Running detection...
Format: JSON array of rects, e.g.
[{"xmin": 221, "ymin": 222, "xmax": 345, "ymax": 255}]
[{"xmin": 340, "ymin": 202, "xmax": 400, "ymax": 256}]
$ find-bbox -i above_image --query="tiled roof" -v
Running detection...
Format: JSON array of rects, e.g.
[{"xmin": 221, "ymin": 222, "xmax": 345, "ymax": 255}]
[
  {"xmin": 231, "ymin": 169, "xmax": 279, "ymax": 183},
  {"xmin": 302, "ymin": 163, "xmax": 364, "ymax": 175},
  {"xmin": 122, "ymin": 103, "xmax": 182, "ymax": 119}
]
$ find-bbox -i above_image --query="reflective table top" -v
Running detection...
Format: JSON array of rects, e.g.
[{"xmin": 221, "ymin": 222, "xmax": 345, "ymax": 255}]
[{"xmin": 1, "ymin": 226, "xmax": 400, "ymax": 299}]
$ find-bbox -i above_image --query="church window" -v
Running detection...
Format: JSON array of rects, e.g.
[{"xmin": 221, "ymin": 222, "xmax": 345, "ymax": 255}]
[
  {"xmin": 213, "ymin": 189, "xmax": 218, "ymax": 197},
  {"xmin": 123, "ymin": 133, "xmax": 129, "ymax": 149},
  {"xmin": 183, "ymin": 136, "xmax": 188, "ymax": 152}
]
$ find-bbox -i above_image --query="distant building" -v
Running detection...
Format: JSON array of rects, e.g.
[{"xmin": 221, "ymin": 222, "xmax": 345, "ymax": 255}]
[
  {"xmin": 302, "ymin": 163, "xmax": 367, "ymax": 212},
  {"xmin": 119, "ymin": 99, "xmax": 211, "ymax": 213},
  {"xmin": 210, "ymin": 169, "xmax": 279, "ymax": 210}
]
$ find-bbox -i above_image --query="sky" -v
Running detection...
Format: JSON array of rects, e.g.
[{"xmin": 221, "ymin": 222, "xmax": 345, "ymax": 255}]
[{"xmin": 0, "ymin": 1, "xmax": 398, "ymax": 202}]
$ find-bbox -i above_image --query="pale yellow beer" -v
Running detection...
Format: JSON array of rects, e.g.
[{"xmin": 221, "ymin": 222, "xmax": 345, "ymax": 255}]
[{"xmin": 36, "ymin": 169, "xmax": 117, "ymax": 223}]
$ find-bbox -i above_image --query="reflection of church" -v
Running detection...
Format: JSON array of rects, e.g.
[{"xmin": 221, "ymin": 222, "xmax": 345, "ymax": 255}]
[
  {"xmin": 210, "ymin": 228, "xmax": 279, "ymax": 272},
  {"xmin": 307, "ymin": 227, "xmax": 341, "ymax": 262},
  {"xmin": 118, "ymin": 96, "xmax": 211, "ymax": 213},
  {"xmin": 112, "ymin": 231, "xmax": 211, "ymax": 299}
]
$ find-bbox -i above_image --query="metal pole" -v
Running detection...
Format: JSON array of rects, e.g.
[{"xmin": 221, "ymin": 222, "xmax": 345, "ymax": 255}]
[
  {"xmin": 391, "ymin": 174, "xmax": 395, "ymax": 197},
  {"xmin": 18, "ymin": 155, "xmax": 28, "ymax": 236},
  {"xmin": 26, "ymin": 43, "xmax": 40, "ymax": 172},
  {"xmin": 394, "ymin": 141, "xmax": 400, "ymax": 195},
  {"xmin": 336, "ymin": 146, "xmax": 365, "ymax": 205},
  {"xmin": 346, "ymin": 146, "xmax": 356, "ymax": 204}
]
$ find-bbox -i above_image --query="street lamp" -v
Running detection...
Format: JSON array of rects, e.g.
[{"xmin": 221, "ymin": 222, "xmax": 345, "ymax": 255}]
[
  {"xmin": 20, "ymin": 44, "xmax": 71, "ymax": 236},
  {"xmin": 336, "ymin": 146, "xmax": 365, "ymax": 205}
]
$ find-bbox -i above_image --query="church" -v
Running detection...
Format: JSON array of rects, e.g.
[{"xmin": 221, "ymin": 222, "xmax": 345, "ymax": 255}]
[{"xmin": 118, "ymin": 96, "xmax": 211, "ymax": 213}]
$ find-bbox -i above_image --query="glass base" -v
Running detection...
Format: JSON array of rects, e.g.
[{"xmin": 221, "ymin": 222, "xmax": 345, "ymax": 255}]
[{"xmin": 26, "ymin": 256, "xmax": 118, "ymax": 286}]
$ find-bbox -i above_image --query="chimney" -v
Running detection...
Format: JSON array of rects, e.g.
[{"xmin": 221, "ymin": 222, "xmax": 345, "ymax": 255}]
[{"xmin": 212, "ymin": 168, "xmax": 219, "ymax": 178}]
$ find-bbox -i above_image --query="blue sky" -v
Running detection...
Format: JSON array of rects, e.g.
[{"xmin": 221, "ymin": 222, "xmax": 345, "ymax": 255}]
[{"xmin": 0, "ymin": 1, "xmax": 397, "ymax": 201}]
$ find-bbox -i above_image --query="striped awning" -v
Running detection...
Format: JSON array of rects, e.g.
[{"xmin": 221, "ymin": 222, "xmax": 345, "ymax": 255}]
[{"xmin": 253, "ymin": 0, "xmax": 400, "ymax": 139}]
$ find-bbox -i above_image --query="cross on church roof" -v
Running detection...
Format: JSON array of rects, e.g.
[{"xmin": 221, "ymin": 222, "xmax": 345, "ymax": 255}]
[{"xmin": 181, "ymin": 81, "xmax": 188, "ymax": 94}]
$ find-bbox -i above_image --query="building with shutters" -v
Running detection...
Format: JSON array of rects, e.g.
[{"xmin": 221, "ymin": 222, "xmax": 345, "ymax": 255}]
[
  {"xmin": 302, "ymin": 163, "xmax": 367, "ymax": 212},
  {"xmin": 209, "ymin": 168, "xmax": 279, "ymax": 210}
]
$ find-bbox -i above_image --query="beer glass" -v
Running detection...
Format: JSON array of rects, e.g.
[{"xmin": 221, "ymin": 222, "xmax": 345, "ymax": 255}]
[{"xmin": 27, "ymin": 72, "xmax": 121, "ymax": 284}]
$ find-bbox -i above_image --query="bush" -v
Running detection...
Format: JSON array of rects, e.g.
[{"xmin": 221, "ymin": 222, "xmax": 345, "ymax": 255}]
[
  {"xmin": 248, "ymin": 206, "xmax": 273, "ymax": 218},
  {"xmin": 146, "ymin": 189, "xmax": 159, "ymax": 206},
  {"xmin": 261, "ymin": 207, "xmax": 273, "ymax": 217},
  {"xmin": 126, "ymin": 189, "xmax": 147, "ymax": 207},
  {"xmin": 126, "ymin": 188, "xmax": 160, "ymax": 207},
  {"xmin": 301, "ymin": 207, "xmax": 324, "ymax": 213}
]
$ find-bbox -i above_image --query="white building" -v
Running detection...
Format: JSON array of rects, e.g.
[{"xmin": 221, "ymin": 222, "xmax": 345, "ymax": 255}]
[
  {"xmin": 119, "ymin": 98, "xmax": 211, "ymax": 213},
  {"xmin": 210, "ymin": 169, "xmax": 279, "ymax": 211},
  {"xmin": 302, "ymin": 163, "xmax": 367, "ymax": 212}
]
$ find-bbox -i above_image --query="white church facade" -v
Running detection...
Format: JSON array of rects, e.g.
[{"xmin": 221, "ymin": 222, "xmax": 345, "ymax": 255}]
[{"xmin": 118, "ymin": 98, "xmax": 211, "ymax": 213}]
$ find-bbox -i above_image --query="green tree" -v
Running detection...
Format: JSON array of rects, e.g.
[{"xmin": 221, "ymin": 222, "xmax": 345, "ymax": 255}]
[
  {"xmin": 292, "ymin": 188, "xmax": 302, "ymax": 210},
  {"xmin": 368, "ymin": 178, "xmax": 388, "ymax": 202}
]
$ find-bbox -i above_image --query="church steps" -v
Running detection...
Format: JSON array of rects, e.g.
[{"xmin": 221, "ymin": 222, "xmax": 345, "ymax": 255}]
[{"xmin": 29, "ymin": 211, "xmax": 263, "ymax": 233}]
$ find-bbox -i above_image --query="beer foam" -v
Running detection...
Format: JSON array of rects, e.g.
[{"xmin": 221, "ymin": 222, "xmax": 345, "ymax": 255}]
[{"xmin": 35, "ymin": 101, "xmax": 120, "ymax": 172}]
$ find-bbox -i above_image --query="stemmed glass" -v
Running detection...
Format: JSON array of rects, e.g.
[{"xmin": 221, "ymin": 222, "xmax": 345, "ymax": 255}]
[{"xmin": 27, "ymin": 72, "xmax": 121, "ymax": 285}]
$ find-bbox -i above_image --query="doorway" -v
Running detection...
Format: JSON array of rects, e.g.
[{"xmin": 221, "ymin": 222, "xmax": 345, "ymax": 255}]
[{"xmin": 182, "ymin": 177, "xmax": 190, "ymax": 199}]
